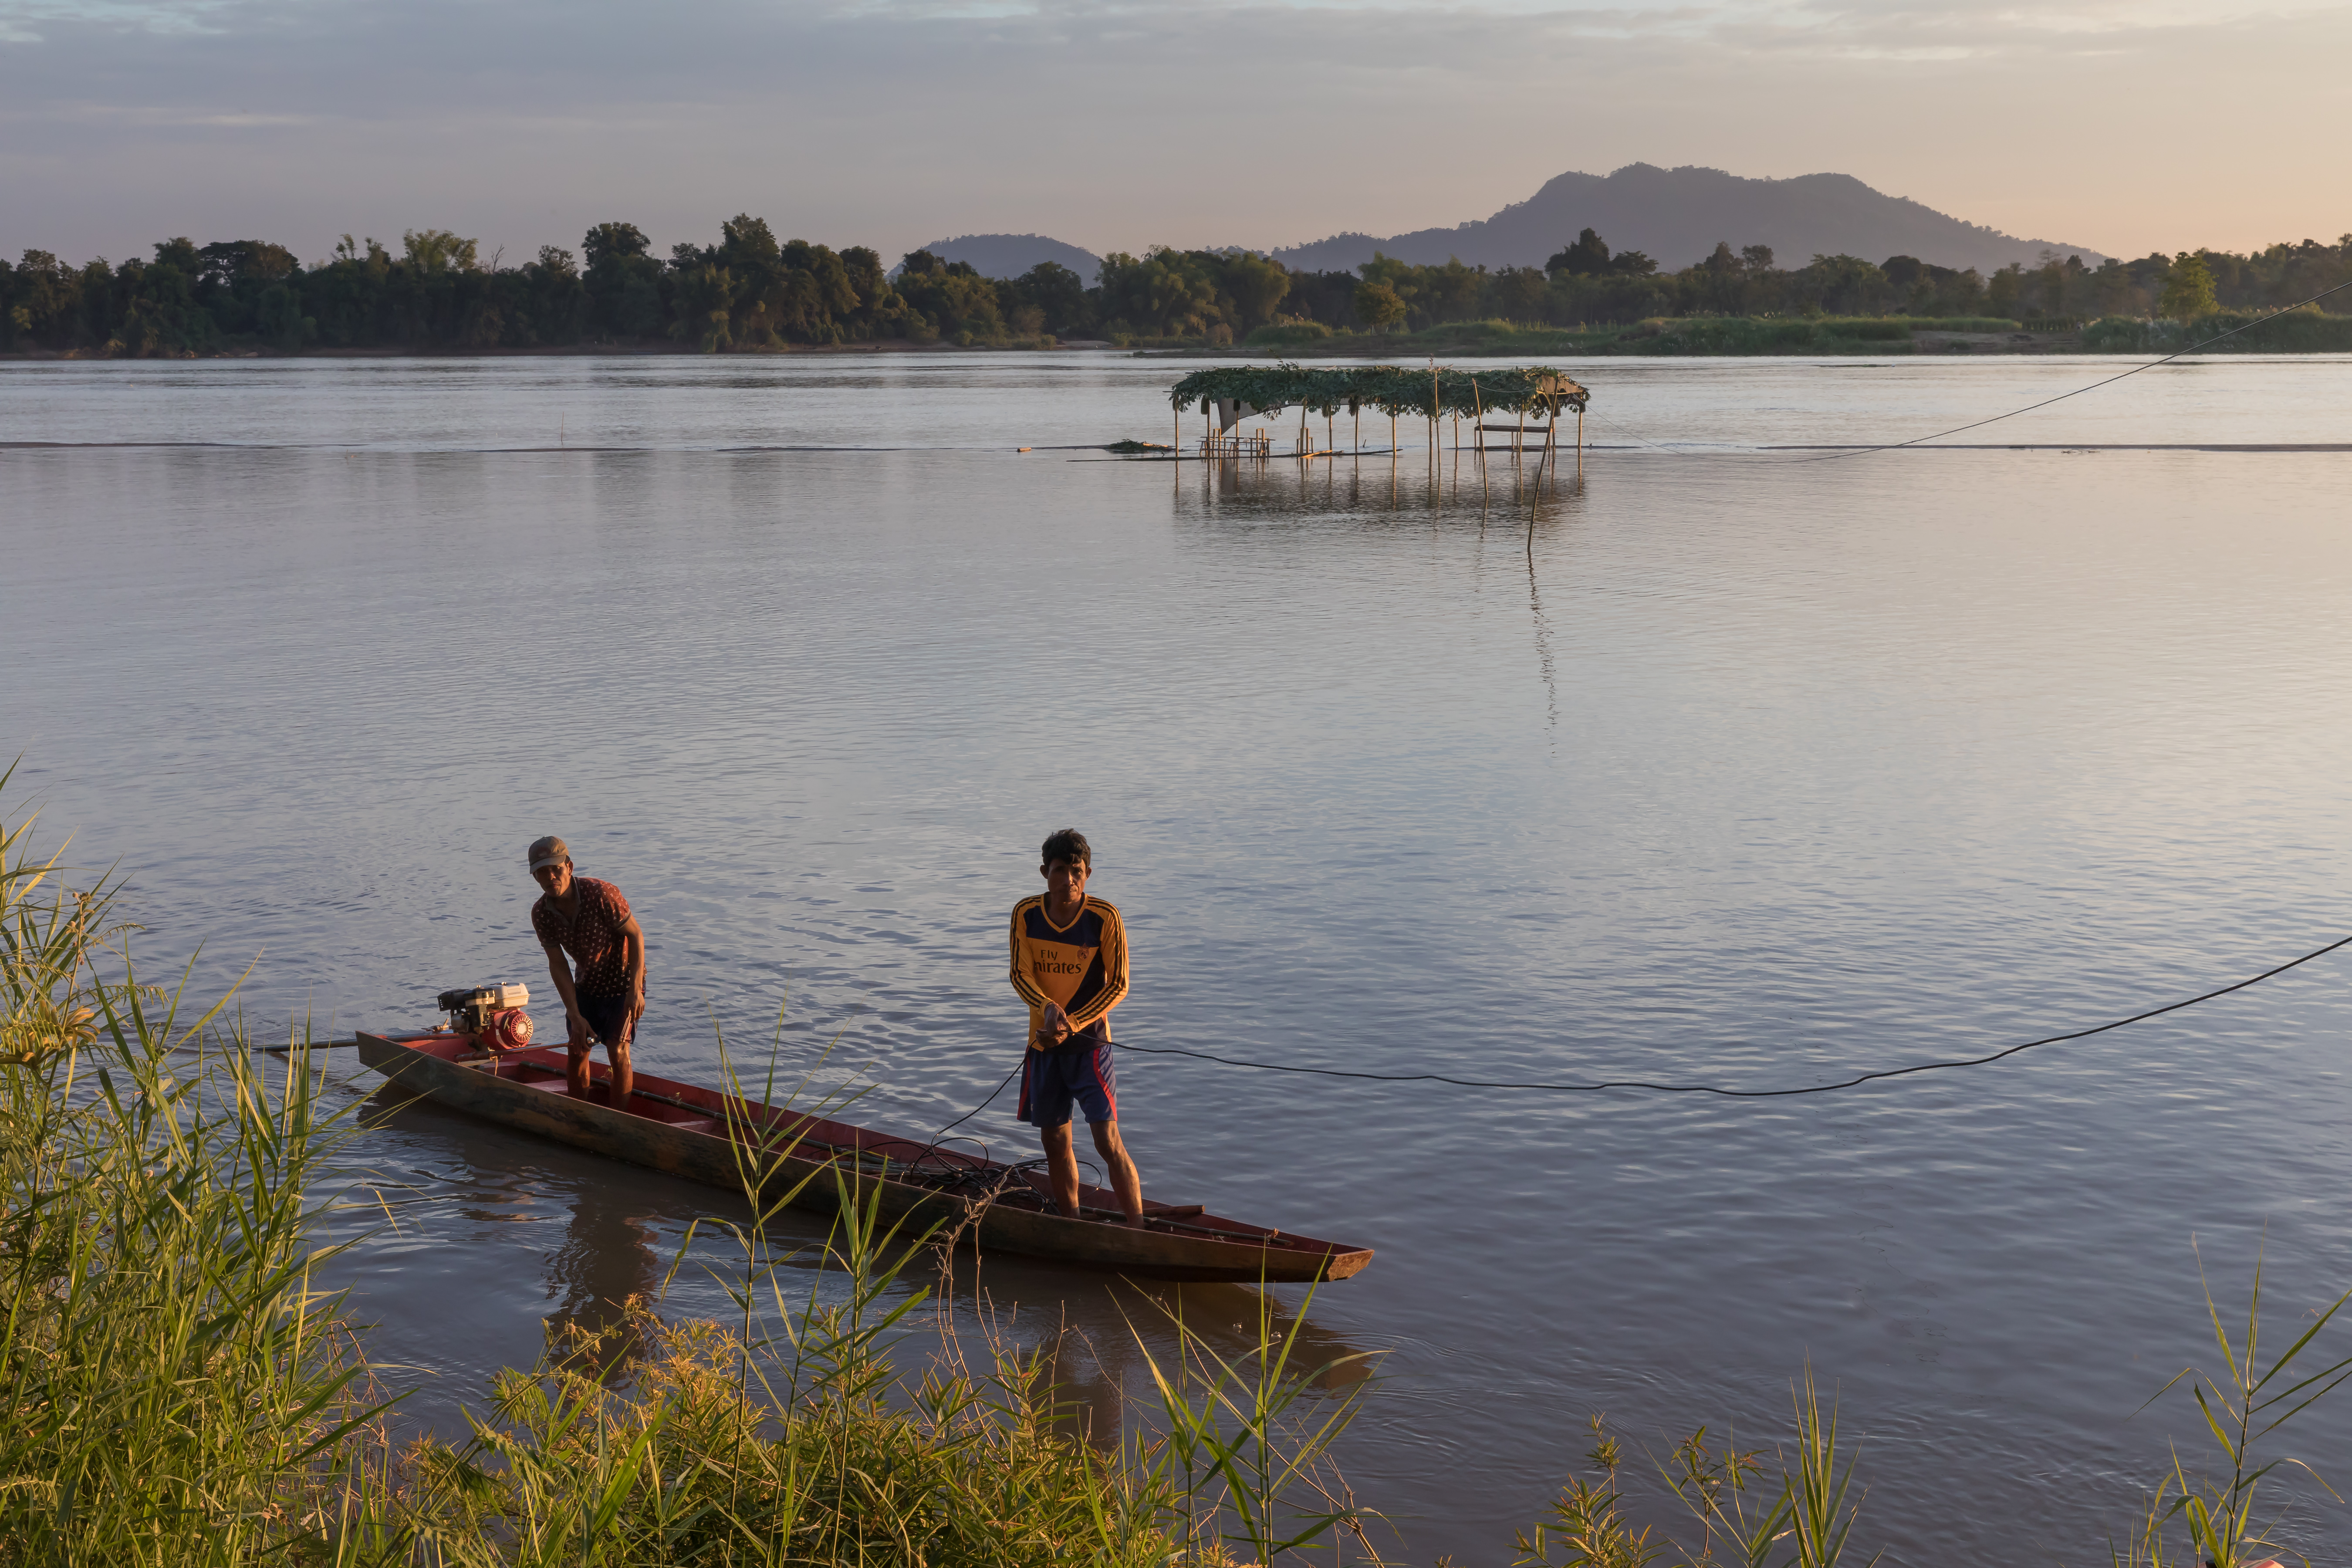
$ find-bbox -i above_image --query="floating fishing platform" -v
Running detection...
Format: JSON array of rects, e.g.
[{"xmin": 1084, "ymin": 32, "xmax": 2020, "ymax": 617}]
[{"xmin": 1160, "ymin": 363, "xmax": 1590, "ymax": 470}]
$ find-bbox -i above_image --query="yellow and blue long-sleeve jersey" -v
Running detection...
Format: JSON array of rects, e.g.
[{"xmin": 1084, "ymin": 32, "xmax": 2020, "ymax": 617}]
[{"xmin": 1008, "ymin": 894, "xmax": 1129, "ymax": 1045}]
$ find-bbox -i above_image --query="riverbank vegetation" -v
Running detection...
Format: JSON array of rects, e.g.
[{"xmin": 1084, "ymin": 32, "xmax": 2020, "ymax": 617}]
[
  {"xmin": 4, "ymin": 219, "xmax": 2348, "ymax": 358},
  {"xmin": 1231, "ymin": 307, "xmax": 2352, "ymax": 358},
  {"xmin": 5, "ymin": 781, "xmax": 2348, "ymax": 1564},
  {"xmin": 0, "ymin": 785, "xmax": 378, "ymax": 1560}
]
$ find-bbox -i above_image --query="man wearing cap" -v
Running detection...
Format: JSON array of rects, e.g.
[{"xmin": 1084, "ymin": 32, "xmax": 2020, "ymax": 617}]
[{"xmin": 527, "ymin": 836, "xmax": 645, "ymax": 1105}]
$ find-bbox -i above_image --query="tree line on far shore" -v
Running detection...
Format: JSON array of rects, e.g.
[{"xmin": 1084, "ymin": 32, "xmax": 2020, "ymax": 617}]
[{"xmin": 3, "ymin": 215, "xmax": 2347, "ymax": 357}]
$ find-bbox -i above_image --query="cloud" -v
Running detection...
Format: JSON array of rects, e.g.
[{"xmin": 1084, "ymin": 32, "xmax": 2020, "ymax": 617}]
[{"xmin": 2, "ymin": 0, "xmax": 2346, "ymax": 265}]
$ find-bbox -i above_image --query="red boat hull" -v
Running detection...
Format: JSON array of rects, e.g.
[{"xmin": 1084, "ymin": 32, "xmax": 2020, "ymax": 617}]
[{"xmin": 356, "ymin": 1031, "xmax": 1373, "ymax": 1284}]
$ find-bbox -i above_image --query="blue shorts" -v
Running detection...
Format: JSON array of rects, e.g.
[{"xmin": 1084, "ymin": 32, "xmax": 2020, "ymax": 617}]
[{"xmin": 1018, "ymin": 1040, "xmax": 1117, "ymax": 1128}]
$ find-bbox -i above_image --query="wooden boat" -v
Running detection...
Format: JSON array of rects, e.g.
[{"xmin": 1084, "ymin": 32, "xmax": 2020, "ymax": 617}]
[{"xmin": 356, "ymin": 1029, "xmax": 1374, "ymax": 1284}]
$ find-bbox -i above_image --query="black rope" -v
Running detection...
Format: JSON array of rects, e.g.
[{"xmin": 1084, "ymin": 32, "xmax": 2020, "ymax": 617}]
[
  {"xmin": 929, "ymin": 1059, "xmax": 1021, "ymax": 1138},
  {"xmin": 1787, "ymin": 277, "xmax": 2352, "ymax": 465},
  {"xmin": 1580, "ymin": 406, "xmax": 1686, "ymax": 454},
  {"xmin": 1111, "ymin": 930, "xmax": 2352, "ymax": 1098}
]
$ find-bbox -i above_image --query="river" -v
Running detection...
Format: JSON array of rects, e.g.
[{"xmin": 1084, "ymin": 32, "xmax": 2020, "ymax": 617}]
[{"xmin": 4, "ymin": 350, "xmax": 2350, "ymax": 1561}]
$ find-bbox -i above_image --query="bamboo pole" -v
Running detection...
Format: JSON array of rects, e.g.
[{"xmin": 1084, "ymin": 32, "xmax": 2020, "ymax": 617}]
[
  {"xmin": 1472, "ymin": 377, "xmax": 1488, "ymax": 497},
  {"xmin": 1533, "ymin": 402, "xmax": 1558, "ymax": 520}
]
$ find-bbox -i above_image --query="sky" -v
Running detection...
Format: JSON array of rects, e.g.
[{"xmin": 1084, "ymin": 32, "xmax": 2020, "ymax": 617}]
[{"xmin": 2, "ymin": 0, "xmax": 2345, "ymax": 271}]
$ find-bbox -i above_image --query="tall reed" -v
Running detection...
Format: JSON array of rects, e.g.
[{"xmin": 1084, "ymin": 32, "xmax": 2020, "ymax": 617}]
[
  {"xmin": 1511, "ymin": 1377, "xmax": 1877, "ymax": 1568},
  {"xmin": 0, "ymin": 773, "xmax": 381, "ymax": 1565},
  {"xmin": 375, "ymin": 1199, "xmax": 1198, "ymax": 1565},
  {"xmin": 2111, "ymin": 1243, "xmax": 2352, "ymax": 1568},
  {"xmin": 1124, "ymin": 1277, "xmax": 1377, "ymax": 1563}
]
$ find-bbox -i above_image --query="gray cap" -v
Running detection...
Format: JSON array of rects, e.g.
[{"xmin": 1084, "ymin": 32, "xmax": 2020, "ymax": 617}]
[{"xmin": 527, "ymin": 835, "xmax": 571, "ymax": 872}]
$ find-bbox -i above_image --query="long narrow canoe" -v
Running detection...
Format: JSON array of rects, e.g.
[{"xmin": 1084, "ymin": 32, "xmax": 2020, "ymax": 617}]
[{"xmin": 356, "ymin": 1030, "xmax": 1373, "ymax": 1284}]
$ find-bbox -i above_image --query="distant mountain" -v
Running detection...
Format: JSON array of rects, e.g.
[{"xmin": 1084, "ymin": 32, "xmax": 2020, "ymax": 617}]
[
  {"xmin": 908, "ymin": 233, "xmax": 1104, "ymax": 284},
  {"xmin": 1269, "ymin": 165, "xmax": 2106, "ymax": 276}
]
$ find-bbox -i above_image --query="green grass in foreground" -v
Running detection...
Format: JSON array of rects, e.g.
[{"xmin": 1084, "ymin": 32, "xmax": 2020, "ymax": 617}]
[{"xmin": 5, "ymin": 772, "xmax": 2349, "ymax": 1565}]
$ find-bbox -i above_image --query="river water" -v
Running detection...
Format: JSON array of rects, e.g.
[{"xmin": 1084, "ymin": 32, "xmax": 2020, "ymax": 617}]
[{"xmin": 5, "ymin": 351, "xmax": 2352, "ymax": 1561}]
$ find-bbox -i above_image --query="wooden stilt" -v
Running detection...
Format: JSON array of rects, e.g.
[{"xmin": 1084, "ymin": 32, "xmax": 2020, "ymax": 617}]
[
  {"xmin": 1531, "ymin": 409, "xmax": 1557, "ymax": 526},
  {"xmin": 1431, "ymin": 362, "xmax": 1440, "ymax": 469}
]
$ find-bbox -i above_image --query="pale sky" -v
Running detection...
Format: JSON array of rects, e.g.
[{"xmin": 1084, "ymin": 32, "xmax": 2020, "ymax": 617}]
[{"xmin": 2, "ymin": 0, "xmax": 2345, "ymax": 270}]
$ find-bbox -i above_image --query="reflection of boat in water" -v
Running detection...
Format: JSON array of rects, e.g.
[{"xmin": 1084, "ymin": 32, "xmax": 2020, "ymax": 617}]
[
  {"xmin": 358, "ymin": 1028, "xmax": 1375, "ymax": 1284},
  {"xmin": 1152, "ymin": 1281, "xmax": 1377, "ymax": 1392},
  {"xmin": 542, "ymin": 1196, "xmax": 661, "ymax": 1378}
]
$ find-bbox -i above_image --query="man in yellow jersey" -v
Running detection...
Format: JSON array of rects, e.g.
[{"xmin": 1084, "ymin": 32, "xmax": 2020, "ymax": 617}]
[{"xmin": 1009, "ymin": 828, "xmax": 1145, "ymax": 1224}]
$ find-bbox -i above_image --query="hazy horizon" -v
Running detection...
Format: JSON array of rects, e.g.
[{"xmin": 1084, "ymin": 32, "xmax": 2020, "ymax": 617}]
[{"xmin": 3, "ymin": 0, "xmax": 2345, "ymax": 272}]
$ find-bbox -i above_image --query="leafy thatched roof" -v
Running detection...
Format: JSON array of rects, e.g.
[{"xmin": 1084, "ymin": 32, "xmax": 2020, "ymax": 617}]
[{"xmin": 1166, "ymin": 364, "xmax": 1588, "ymax": 419}]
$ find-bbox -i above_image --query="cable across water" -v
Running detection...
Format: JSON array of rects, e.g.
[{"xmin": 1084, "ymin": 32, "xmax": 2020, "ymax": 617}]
[
  {"xmin": 1785, "ymin": 276, "xmax": 2352, "ymax": 464},
  {"xmin": 1107, "ymin": 929, "xmax": 2352, "ymax": 1098}
]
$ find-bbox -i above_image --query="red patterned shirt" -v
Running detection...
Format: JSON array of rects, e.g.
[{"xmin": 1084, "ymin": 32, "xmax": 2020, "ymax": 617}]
[{"xmin": 532, "ymin": 877, "xmax": 638, "ymax": 998}]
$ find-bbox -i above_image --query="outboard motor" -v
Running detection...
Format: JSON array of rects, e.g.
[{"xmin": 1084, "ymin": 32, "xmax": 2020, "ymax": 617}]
[{"xmin": 437, "ymin": 982, "xmax": 534, "ymax": 1051}]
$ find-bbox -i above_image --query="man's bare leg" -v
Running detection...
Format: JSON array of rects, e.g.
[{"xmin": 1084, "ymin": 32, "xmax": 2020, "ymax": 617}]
[
  {"xmin": 1041, "ymin": 1122, "xmax": 1144, "ymax": 1222},
  {"xmin": 1041, "ymin": 1123, "xmax": 1082, "ymax": 1217},
  {"xmin": 1090, "ymin": 1120, "xmax": 1145, "ymax": 1223},
  {"xmin": 566, "ymin": 1034, "xmax": 633, "ymax": 1104},
  {"xmin": 608, "ymin": 1035, "xmax": 633, "ymax": 1105}
]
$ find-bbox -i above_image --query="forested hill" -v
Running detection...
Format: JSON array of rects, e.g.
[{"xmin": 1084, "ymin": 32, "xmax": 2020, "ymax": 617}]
[
  {"xmin": 1273, "ymin": 165, "xmax": 2106, "ymax": 276},
  {"xmin": 909, "ymin": 234, "xmax": 1104, "ymax": 285}
]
